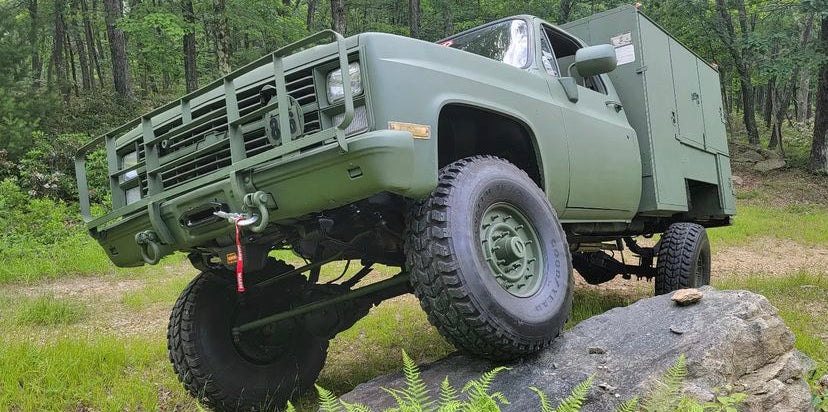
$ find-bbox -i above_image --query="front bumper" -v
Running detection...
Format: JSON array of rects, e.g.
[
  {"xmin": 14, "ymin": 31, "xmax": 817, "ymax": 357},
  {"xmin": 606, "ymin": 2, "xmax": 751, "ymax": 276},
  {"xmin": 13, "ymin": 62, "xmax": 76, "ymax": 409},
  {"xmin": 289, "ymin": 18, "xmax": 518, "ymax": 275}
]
[{"xmin": 90, "ymin": 130, "xmax": 434, "ymax": 267}]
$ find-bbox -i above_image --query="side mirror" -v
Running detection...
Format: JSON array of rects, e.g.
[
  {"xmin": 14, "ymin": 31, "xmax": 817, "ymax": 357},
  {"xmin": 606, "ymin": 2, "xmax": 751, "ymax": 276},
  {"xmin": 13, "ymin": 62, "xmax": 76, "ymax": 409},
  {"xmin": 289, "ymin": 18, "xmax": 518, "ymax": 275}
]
[{"xmin": 572, "ymin": 44, "xmax": 617, "ymax": 77}]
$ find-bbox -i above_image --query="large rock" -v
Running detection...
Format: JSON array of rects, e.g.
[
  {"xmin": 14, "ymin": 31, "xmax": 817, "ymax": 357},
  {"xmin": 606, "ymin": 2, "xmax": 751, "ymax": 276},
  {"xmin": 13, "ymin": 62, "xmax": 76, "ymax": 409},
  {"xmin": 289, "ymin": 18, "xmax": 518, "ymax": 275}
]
[
  {"xmin": 339, "ymin": 288, "xmax": 813, "ymax": 411},
  {"xmin": 754, "ymin": 158, "xmax": 787, "ymax": 173}
]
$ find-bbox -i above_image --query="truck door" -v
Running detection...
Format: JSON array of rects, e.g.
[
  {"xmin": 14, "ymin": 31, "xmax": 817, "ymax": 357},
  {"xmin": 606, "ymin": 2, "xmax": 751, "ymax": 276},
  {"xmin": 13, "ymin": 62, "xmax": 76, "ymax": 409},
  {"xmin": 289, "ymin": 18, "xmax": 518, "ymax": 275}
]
[{"xmin": 540, "ymin": 25, "xmax": 641, "ymax": 219}]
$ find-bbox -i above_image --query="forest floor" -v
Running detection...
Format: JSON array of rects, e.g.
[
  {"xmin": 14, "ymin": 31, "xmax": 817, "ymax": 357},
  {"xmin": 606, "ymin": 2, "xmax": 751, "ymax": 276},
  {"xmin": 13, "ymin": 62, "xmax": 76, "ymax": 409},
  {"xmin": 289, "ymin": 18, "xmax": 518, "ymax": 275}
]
[{"xmin": 0, "ymin": 166, "xmax": 825, "ymax": 411}]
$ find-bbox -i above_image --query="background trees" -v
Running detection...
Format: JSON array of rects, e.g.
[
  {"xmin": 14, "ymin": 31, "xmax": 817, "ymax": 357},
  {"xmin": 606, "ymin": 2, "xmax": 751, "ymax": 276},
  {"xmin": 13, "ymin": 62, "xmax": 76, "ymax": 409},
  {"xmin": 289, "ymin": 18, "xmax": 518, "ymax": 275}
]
[{"xmin": 0, "ymin": 0, "xmax": 826, "ymax": 192}]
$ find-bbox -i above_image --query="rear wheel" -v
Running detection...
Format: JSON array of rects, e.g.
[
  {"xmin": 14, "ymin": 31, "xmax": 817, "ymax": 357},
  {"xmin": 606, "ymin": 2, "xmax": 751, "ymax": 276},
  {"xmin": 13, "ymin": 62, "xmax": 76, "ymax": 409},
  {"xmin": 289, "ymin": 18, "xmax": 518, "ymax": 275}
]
[
  {"xmin": 167, "ymin": 260, "xmax": 327, "ymax": 412},
  {"xmin": 406, "ymin": 156, "xmax": 573, "ymax": 360},
  {"xmin": 655, "ymin": 222, "xmax": 711, "ymax": 295}
]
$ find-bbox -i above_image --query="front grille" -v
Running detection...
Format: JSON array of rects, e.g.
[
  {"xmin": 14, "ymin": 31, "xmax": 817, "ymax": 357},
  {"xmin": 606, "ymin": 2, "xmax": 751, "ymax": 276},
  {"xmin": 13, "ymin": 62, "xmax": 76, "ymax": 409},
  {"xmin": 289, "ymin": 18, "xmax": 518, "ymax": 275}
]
[{"xmin": 137, "ymin": 66, "xmax": 322, "ymax": 191}]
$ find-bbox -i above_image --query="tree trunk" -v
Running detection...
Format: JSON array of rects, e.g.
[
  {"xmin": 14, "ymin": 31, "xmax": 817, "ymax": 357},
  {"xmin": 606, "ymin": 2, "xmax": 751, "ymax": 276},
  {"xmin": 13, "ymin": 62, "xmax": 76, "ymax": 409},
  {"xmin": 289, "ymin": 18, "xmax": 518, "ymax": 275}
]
[
  {"xmin": 213, "ymin": 0, "xmax": 232, "ymax": 75},
  {"xmin": 103, "ymin": 0, "xmax": 132, "ymax": 98},
  {"xmin": 306, "ymin": 0, "xmax": 317, "ymax": 31},
  {"xmin": 738, "ymin": 66, "xmax": 760, "ymax": 145},
  {"xmin": 409, "ymin": 0, "xmax": 420, "ymax": 38},
  {"xmin": 183, "ymin": 0, "xmax": 198, "ymax": 92},
  {"xmin": 763, "ymin": 79, "xmax": 774, "ymax": 129},
  {"xmin": 80, "ymin": 0, "xmax": 103, "ymax": 87},
  {"xmin": 52, "ymin": 0, "xmax": 70, "ymax": 101},
  {"xmin": 70, "ymin": 1, "xmax": 93, "ymax": 90},
  {"xmin": 442, "ymin": 0, "xmax": 453, "ymax": 36},
  {"xmin": 796, "ymin": 14, "xmax": 815, "ymax": 123},
  {"xmin": 714, "ymin": 0, "xmax": 759, "ymax": 145},
  {"xmin": 28, "ymin": 0, "xmax": 42, "ymax": 87},
  {"xmin": 65, "ymin": 30, "xmax": 79, "ymax": 95},
  {"xmin": 807, "ymin": 14, "xmax": 828, "ymax": 174},
  {"xmin": 769, "ymin": 73, "xmax": 798, "ymax": 152},
  {"xmin": 330, "ymin": 0, "xmax": 346, "ymax": 34}
]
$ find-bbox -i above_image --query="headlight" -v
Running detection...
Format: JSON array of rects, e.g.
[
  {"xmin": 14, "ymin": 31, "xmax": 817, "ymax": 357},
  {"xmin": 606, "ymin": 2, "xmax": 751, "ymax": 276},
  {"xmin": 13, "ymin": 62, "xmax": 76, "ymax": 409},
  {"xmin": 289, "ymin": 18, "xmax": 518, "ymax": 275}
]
[
  {"xmin": 120, "ymin": 150, "xmax": 141, "ymax": 204},
  {"xmin": 120, "ymin": 151, "xmax": 138, "ymax": 183},
  {"xmin": 326, "ymin": 62, "xmax": 362, "ymax": 103}
]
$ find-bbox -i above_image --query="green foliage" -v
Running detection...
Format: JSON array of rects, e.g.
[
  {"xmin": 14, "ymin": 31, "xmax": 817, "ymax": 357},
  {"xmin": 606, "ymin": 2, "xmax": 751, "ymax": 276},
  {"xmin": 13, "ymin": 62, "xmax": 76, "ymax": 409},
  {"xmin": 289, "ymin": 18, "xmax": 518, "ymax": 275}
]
[
  {"xmin": 641, "ymin": 354, "xmax": 688, "ymax": 412},
  {"xmin": 553, "ymin": 375, "xmax": 593, "ymax": 412},
  {"xmin": 314, "ymin": 351, "xmax": 509, "ymax": 412},
  {"xmin": 460, "ymin": 366, "xmax": 510, "ymax": 411},
  {"xmin": 0, "ymin": 336, "xmax": 177, "ymax": 411},
  {"xmin": 314, "ymin": 354, "xmax": 755, "ymax": 412},
  {"xmin": 14, "ymin": 295, "xmax": 89, "ymax": 326},
  {"xmin": 531, "ymin": 375, "xmax": 593, "ymax": 412},
  {"xmin": 707, "ymin": 204, "xmax": 828, "ymax": 248},
  {"xmin": 612, "ymin": 396, "xmax": 639, "ymax": 412},
  {"xmin": 438, "ymin": 377, "xmax": 461, "ymax": 412}
]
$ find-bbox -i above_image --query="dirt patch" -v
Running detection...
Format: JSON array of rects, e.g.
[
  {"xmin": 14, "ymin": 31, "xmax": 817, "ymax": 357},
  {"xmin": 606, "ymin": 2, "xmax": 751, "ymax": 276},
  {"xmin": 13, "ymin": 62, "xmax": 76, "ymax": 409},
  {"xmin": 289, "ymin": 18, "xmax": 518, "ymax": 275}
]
[
  {"xmin": 713, "ymin": 238, "xmax": 828, "ymax": 276},
  {"xmin": 10, "ymin": 276, "xmax": 146, "ymax": 300}
]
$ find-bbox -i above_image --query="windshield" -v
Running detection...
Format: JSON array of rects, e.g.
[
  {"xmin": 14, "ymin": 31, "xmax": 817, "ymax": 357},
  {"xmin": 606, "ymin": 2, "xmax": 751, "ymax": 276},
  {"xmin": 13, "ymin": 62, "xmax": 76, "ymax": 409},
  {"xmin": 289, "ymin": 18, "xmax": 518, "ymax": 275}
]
[{"xmin": 440, "ymin": 19, "xmax": 530, "ymax": 69}]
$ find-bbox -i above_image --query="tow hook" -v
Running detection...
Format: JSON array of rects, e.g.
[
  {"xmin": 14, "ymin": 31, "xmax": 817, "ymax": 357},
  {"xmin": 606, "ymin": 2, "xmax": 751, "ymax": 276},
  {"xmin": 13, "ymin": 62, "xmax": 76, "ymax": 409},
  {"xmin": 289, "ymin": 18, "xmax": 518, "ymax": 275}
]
[
  {"xmin": 242, "ymin": 191, "xmax": 272, "ymax": 233},
  {"xmin": 135, "ymin": 230, "xmax": 163, "ymax": 265}
]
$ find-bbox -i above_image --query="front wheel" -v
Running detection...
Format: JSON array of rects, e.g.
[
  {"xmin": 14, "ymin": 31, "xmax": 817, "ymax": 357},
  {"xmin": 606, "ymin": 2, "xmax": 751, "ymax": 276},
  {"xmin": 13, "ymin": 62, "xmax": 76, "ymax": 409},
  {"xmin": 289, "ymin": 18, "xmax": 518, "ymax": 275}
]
[
  {"xmin": 167, "ymin": 261, "xmax": 328, "ymax": 412},
  {"xmin": 406, "ymin": 156, "xmax": 573, "ymax": 360},
  {"xmin": 655, "ymin": 222, "xmax": 711, "ymax": 295}
]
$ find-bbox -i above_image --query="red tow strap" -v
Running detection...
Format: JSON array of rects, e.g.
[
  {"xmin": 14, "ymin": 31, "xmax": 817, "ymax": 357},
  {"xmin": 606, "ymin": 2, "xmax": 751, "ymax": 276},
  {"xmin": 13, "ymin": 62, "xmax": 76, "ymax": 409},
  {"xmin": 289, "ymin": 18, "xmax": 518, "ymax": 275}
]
[{"xmin": 234, "ymin": 217, "xmax": 246, "ymax": 293}]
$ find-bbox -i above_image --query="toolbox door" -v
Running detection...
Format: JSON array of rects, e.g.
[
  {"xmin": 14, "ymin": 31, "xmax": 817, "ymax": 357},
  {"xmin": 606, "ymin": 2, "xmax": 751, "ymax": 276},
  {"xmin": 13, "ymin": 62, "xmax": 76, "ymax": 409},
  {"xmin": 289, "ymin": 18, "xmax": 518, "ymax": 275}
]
[
  {"xmin": 699, "ymin": 64, "xmax": 729, "ymax": 153},
  {"xmin": 670, "ymin": 40, "xmax": 705, "ymax": 148}
]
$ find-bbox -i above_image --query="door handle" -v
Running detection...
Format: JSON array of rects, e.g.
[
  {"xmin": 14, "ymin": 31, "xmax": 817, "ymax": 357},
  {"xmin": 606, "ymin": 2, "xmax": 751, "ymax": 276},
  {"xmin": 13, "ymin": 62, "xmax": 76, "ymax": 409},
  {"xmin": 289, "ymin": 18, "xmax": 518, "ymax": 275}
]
[{"xmin": 605, "ymin": 100, "xmax": 623, "ymax": 112}]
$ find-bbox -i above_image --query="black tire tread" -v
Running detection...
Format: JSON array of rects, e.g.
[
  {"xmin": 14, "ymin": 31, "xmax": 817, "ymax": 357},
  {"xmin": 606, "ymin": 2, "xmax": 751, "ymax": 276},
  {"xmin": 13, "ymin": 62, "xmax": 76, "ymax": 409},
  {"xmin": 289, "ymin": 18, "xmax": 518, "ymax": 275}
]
[
  {"xmin": 168, "ymin": 259, "xmax": 317, "ymax": 412},
  {"xmin": 655, "ymin": 222, "xmax": 708, "ymax": 295},
  {"xmin": 168, "ymin": 270, "xmax": 233, "ymax": 410},
  {"xmin": 405, "ymin": 155, "xmax": 567, "ymax": 360}
]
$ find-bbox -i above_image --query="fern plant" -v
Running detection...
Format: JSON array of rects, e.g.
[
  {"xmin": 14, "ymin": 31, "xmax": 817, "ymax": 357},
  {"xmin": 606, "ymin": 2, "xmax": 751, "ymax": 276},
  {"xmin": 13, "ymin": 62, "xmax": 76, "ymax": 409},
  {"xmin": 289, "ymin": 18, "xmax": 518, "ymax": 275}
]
[
  {"xmin": 640, "ymin": 354, "xmax": 687, "ymax": 412},
  {"xmin": 530, "ymin": 375, "xmax": 593, "ymax": 412},
  {"xmin": 306, "ymin": 351, "xmax": 745, "ymax": 412},
  {"xmin": 612, "ymin": 396, "xmax": 639, "ymax": 412}
]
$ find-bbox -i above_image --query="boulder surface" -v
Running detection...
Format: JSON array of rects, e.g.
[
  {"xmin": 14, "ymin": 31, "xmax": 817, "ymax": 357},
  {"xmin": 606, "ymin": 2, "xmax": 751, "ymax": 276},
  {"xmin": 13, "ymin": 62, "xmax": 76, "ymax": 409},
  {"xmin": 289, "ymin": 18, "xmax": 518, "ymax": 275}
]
[{"xmin": 338, "ymin": 287, "xmax": 813, "ymax": 411}]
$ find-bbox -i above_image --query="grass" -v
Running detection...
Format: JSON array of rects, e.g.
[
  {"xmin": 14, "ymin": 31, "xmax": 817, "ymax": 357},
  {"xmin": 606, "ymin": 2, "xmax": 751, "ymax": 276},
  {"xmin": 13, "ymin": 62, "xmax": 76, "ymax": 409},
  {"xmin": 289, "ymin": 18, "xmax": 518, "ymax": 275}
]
[
  {"xmin": 14, "ymin": 295, "xmax": 89, "ymax": 326},
  {"xmin": 566, "ymin": 288, "xmax": 638, "ymax": 328},
  {"xmin": 0, "ymin": 233, "xmax": 114, "ymax": 284},
  {"xmin": 121, "ymin": 274, "xmax": 194, "ymax": 310},
  {"xmin": 707, "ymin": 203, "xmax": 828, "ymax": 249},
  {"xmin": 0, "ymin": 336, "xmax": 190, "ymax": 411}
]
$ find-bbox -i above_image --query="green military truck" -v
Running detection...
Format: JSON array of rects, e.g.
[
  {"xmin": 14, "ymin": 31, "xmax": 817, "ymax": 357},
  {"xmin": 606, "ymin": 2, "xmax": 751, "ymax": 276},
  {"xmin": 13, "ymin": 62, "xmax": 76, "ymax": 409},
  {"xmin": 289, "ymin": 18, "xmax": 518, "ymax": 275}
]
[{"xmin": 75, "ymin": 5, "xmax": 734, "ymax": 411}]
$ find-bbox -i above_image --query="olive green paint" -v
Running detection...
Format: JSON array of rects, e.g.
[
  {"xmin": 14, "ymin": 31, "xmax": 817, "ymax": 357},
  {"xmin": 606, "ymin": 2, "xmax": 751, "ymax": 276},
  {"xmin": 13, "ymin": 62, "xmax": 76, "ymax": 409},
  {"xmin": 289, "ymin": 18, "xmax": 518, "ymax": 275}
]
[{"xmin": 75, "ymin": 6, "xmax": 735, "ymax": 268}]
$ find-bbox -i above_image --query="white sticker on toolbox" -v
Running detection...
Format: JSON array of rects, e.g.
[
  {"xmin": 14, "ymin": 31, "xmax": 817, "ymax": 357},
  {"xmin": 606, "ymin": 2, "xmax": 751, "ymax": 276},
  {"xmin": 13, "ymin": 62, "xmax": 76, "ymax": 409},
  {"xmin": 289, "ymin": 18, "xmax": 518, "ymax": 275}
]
[{"xmin": 615, "ymin": 44, "xmax": 635, "ymax": 65}]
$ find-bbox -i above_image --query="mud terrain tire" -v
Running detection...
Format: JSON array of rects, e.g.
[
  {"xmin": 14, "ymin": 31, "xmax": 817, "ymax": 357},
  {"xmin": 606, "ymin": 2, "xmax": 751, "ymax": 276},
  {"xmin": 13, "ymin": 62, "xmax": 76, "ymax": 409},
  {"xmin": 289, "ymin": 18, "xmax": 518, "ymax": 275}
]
[
  {"xmin": 167, "ymin": 261, "xmax": 327, "ymax": 412},
  {"xmin": 655, "ymin": 222, "xmax": 711, "ymax": 295},
  {"xmin": 406, "ymin": 156, "xmax": 572, "ymax": 360}
]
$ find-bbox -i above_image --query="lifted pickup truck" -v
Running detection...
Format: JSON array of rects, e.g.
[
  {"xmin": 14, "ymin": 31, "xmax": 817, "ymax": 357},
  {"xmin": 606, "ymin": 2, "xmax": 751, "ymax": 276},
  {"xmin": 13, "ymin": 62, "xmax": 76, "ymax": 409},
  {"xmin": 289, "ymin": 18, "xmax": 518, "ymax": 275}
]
[{"xmin": 75, "ymin": 5, "xmax": 734, "ymax": 411}]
